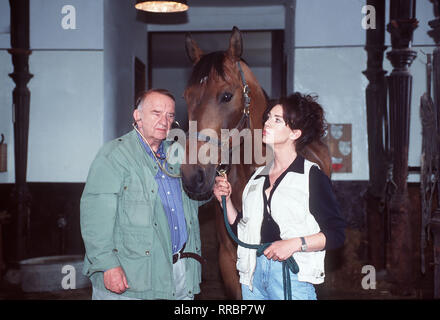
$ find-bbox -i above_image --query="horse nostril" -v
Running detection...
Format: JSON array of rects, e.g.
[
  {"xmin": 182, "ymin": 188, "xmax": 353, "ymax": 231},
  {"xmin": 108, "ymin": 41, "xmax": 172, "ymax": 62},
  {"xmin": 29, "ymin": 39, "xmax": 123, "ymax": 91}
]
[
  {"xmin": 182, "ymin": 165, "xmax": 209, "ymax": 194},
  {"xmin": 195, "ymin": 167, "xmax": 205, "ymax": 186}
]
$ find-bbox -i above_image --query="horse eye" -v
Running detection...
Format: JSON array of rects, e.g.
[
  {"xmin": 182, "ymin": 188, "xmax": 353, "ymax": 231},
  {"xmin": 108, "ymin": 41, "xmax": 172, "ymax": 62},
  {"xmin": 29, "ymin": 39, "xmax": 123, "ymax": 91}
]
[{"xmin": 221, "ymin": 92, "xmax": 233, "ymax": 103}]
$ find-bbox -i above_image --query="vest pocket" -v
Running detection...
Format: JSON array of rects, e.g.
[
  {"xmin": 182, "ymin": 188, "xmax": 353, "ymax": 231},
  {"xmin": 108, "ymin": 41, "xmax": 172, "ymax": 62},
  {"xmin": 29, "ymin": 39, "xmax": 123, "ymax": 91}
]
[
  {"xmin": 236, "ymin": 248, "xmax": 250, "ymax": 273},
  {"xmin": 236, "ymin": 218, "xmax": 250, "ymax": 273}
]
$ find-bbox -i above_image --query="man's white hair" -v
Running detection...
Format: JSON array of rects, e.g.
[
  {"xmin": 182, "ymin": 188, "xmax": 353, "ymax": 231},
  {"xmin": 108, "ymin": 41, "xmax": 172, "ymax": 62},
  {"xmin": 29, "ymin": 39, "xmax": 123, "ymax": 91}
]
[{"xmin": 135, "ymin": 88, "xmax": 176, "ymax": 112}]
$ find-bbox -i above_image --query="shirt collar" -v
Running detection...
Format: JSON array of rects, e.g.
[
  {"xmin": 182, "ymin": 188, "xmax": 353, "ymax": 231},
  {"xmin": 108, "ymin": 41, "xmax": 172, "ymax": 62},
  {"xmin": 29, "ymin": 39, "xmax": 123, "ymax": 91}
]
[
  {"xmin": 136, "ymin": 132, "xmax": 166, "ymax": 159},
  {"xmin": 254, "ymin": 154, "xmax": 305, "ymax": 179}
]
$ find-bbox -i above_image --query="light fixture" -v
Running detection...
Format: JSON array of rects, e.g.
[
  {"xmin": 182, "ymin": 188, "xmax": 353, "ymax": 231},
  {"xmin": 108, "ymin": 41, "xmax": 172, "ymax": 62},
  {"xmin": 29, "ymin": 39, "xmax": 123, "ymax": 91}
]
[{"xmin": 135, "ymin": 0, "xmax": 188, "ymax": 13}]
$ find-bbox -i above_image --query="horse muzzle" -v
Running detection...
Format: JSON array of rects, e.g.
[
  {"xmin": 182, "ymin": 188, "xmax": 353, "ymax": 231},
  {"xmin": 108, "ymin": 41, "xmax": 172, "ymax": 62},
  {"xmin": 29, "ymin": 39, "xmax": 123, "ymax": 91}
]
[{"xmin": 181, "ymin": 163, "xmax": 216, "ymax": 198}]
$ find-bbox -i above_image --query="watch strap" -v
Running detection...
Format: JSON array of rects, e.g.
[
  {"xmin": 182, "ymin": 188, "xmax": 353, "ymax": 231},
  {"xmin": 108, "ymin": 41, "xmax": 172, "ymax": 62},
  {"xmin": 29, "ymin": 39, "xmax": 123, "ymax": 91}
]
[{"xmin": 300, "ymin": 237, "xmax": 307, "ymax": 252}]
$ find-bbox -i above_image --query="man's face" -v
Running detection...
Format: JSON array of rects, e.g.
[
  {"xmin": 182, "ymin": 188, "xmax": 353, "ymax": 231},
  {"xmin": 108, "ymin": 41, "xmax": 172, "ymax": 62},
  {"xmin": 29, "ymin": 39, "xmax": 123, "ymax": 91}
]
[{"xmin": 134, "ymin": 92, "xmax": 176, "ymax": 145}]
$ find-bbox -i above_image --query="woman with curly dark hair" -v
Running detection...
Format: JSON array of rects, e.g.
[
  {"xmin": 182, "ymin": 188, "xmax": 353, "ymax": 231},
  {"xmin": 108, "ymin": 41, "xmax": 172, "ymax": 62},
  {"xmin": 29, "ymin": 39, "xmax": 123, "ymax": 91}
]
[{"xmin": 213, "ymin": 92, "xmax": 346, "ymax": 300}]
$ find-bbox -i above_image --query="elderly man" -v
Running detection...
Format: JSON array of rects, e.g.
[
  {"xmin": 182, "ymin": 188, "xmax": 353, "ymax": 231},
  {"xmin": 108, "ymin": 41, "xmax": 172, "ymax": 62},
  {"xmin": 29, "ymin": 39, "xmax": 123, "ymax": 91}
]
[{"xmin": 80, "ymin": 89, "xmax": 205, "ymax": 300}]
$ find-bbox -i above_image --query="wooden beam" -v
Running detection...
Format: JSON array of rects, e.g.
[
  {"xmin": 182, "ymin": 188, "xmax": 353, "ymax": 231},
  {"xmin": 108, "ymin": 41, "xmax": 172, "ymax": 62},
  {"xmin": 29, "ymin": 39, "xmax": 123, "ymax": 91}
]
[
  {"xmin": 386, "ymin": 0, "xmax": 418, "ymax": 295},
  {"xmin": 8, "ymin": 0, "xmax": 33, "ymax": 262},
  {"xmin": 363, "ymin": 0, "xmax": 388, "ymax": 271},
  {"xmin": 427, "ymin": 0, "xmax": 440, "ymax": 300}
]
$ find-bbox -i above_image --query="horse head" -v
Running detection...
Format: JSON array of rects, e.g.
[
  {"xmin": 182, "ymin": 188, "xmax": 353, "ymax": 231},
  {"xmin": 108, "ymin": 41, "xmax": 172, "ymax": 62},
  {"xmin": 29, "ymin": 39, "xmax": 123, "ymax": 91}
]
[{"xmin": 181, "ymin": 27, "xmax": 267, "ymax": 198}]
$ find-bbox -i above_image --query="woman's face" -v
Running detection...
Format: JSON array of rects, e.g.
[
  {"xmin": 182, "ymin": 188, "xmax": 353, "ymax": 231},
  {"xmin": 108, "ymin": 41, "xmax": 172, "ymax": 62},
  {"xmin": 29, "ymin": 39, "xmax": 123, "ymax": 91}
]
[{"xmin": 263, "ymin": 104, "xmax": 300, "ymax": 147}]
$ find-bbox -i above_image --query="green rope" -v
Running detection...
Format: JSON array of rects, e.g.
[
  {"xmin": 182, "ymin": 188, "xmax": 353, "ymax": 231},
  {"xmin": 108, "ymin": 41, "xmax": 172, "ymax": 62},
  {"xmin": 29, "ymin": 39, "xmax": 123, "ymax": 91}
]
[{"xmin": 221, "ymin": 195, "xmax": 299, "ymax": 300}]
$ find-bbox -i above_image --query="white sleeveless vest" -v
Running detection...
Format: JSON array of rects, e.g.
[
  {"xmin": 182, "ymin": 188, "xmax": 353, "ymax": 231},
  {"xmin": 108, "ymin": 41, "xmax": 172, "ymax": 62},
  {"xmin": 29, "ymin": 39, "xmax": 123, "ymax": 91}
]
[{"xmin": 237, "ymin": 159, "xmax": 326, "ymax": 289}]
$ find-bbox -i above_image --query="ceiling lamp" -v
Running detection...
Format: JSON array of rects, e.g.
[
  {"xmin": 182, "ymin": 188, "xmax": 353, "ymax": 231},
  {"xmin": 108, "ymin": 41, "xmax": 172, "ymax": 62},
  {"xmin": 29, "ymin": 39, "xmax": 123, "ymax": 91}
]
[{"xmin": 135, "ymin": 1, "xmax": 188, "ymax": 13}]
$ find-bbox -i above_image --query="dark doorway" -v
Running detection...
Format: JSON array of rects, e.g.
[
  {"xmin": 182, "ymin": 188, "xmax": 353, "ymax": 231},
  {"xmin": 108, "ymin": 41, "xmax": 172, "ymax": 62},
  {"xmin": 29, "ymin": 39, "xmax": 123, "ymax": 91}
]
[{"xmin": 134, "ymin": 57, "xmax": 146, "ymax": 106}]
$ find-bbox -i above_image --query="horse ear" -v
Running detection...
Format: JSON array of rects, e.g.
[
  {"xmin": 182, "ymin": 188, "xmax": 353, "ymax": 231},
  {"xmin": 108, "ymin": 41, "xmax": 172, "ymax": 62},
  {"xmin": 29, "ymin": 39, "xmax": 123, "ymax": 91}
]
[
  {"xmin": 227, "ymin": 26, "xmax": 243, "ymax": 62},
  {"xmin": 185, "ymin": 33, "xmax": 204, "ymax": 66}
]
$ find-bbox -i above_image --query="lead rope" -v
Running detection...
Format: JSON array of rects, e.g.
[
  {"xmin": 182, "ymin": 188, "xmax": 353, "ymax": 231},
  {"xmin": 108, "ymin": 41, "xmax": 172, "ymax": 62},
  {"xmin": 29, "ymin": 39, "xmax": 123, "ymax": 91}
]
[{"xmin": 220, "ymin": 193, "xmax": 299, "ymax": 300}]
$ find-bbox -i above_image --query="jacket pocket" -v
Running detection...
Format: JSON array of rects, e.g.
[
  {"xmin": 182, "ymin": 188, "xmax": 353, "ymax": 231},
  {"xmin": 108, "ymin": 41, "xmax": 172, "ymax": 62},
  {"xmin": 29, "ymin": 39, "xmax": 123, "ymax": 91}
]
[
  {"xmin": 115, "ymin": 226, "xmax": 153, "ymax": 292},
  {"xmin": 121, "ymin": 184, "xmax": 152, "ymax": 226}
]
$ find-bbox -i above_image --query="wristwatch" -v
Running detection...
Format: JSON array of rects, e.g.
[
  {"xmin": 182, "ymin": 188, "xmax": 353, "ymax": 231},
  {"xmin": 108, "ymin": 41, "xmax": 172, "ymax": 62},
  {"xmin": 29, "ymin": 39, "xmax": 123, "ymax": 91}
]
[{"xmin": 300, "ymin": 237, "xmax": 308, "ymax": 252}]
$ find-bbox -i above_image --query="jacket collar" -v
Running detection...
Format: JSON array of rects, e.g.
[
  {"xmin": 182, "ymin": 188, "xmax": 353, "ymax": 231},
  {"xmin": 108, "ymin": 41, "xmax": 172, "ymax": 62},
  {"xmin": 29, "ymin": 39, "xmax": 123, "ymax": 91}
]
[{"xmin": 254, "ymin": 154, "xmax": 305, "ymax": 180}]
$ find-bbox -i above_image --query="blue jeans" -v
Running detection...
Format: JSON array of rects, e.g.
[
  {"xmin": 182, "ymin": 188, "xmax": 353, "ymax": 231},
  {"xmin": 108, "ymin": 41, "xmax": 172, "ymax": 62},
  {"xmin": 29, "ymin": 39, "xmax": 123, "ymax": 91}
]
[{"xmin": 241, "ymin": 254, "xmax": 317, "ymax": 300}]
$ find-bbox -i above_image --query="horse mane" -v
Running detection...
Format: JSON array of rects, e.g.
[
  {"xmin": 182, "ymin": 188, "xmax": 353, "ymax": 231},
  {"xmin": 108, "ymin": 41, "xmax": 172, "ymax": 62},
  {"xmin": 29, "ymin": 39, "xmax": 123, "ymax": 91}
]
[
  {"xmin": 187, "ymin": 52, "xmax": 258, "ymax": 92},
  {"xmin": 187, "ymin": 51, "xmax": 227, "ymax": 87}
]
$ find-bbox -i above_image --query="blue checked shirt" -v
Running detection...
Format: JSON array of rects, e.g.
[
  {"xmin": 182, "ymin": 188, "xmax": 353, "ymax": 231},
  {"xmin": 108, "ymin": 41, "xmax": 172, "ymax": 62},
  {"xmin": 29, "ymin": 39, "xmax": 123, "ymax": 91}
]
[{"xmin": 137, "ymin": 134, "xmax": 187, "ymax": 255}]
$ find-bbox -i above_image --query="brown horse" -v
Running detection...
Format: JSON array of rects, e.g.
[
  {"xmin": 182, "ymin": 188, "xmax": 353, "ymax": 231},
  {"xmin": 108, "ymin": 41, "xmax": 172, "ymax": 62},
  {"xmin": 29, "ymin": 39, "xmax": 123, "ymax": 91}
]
[{"xmin": 181, "ymin": 27, "xmax": 331, "ymax": 299}]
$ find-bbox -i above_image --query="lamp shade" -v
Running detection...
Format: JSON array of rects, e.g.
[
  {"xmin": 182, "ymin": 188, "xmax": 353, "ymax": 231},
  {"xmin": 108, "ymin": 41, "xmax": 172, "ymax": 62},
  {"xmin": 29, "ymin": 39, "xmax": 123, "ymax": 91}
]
[{"xmin": 135, "ymin": 0, "xmax": 188, "ymax": 13}]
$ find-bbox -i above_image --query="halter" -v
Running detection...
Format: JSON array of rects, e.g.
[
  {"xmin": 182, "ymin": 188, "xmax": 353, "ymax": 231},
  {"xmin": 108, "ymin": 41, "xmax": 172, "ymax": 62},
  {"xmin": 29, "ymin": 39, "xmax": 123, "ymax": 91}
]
[{"xmin": 188, "ymin": 61, "xmax": 252, "ymax": 175}]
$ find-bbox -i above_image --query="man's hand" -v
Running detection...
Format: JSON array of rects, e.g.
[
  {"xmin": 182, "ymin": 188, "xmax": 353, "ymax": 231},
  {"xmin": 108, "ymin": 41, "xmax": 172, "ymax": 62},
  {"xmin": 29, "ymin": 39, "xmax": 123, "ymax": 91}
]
[{"xmin": 103, "ymin": 266, "xmax": 130, "ymax": 294}]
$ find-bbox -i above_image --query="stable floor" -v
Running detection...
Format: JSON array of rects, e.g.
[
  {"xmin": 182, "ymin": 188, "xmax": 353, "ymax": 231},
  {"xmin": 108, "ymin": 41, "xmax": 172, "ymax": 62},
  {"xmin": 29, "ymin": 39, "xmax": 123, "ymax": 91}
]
[{"xmin": 0, "ymin": 276, "xmax": 419, "ymax": 300}]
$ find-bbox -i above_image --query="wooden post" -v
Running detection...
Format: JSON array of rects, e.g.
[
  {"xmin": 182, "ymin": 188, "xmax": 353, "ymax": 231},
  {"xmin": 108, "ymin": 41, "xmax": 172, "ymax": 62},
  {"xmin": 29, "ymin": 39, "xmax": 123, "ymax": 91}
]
[
  {"xmin": 428, "ymin": 0, "xmax": 440, "ymax": 300},
  {"xmin": 386, "ymin": 0, "xmax": 418, "ymax": 294},
  {"xmin": 8, "ymin": 0, "xmax": 33, "ymax": 262},
  {"xmin": 0, "ymin": 210, "xmax": 11, "ymax": 278},
  {"xmin": 363, "ymin": 0, "xmax": 388, "ymax": 271}
]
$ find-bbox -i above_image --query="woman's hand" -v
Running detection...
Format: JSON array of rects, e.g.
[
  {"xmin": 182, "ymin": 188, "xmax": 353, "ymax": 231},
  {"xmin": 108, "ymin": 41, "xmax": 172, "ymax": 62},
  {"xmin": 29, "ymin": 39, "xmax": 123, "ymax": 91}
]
[
  {"xmin": 263, "ymin": 238, "xmax": 301, "ymax": 261},
  {"xmin": 213, "ymin": 173, "xmax": 232, "ymax": 206},
  {"xmin": 213, "ymin": 173, "xmax": 239, "ymax": 225}
]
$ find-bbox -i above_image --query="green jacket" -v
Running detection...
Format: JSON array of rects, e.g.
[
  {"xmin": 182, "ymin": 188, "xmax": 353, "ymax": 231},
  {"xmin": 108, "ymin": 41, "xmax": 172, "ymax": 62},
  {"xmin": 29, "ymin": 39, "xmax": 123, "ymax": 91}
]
[{"xmin": 80, "ymin": 130, "xmax": 203, "ymax": 299}]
